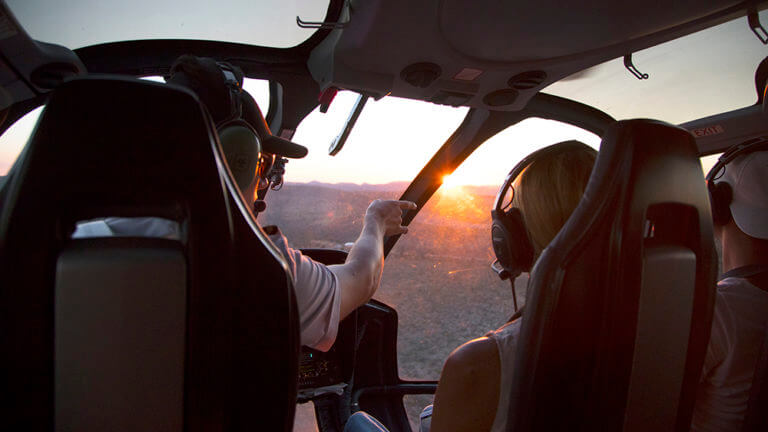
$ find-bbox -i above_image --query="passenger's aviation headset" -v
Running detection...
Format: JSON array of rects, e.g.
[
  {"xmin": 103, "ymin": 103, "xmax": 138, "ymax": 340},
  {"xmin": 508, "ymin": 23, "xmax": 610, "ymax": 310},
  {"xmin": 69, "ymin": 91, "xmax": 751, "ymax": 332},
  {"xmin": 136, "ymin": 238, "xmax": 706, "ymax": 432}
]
[
  {"xmin": 705, "ymin": 136, "xmax": 768, "ymax": 226},
  {"xmin": 491, "ymin": 140, "xmax": 588, "ymax": 282},
  {"xmin": 214, "ymin": 61, "xmax": 264, "ymax": 197},
  {"xmin": 490, "ymin": 141, "xmax": 590, "ymax": 315}
]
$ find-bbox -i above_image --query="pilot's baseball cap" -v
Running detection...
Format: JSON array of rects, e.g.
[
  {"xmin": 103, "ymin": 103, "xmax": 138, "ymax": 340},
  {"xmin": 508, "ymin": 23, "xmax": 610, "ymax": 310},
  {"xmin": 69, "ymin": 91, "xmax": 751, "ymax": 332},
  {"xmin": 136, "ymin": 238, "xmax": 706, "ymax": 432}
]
[
  {"xmin": 239, "ymin": 88, "xmax": 307, "ymax": 158},
  {"xmin": 719, "ymin": 150, "xmax": 768, "ymax": 239},
  {"xmin": 166, "ymin": 55, "xmax": 307, "ymax": 159}
]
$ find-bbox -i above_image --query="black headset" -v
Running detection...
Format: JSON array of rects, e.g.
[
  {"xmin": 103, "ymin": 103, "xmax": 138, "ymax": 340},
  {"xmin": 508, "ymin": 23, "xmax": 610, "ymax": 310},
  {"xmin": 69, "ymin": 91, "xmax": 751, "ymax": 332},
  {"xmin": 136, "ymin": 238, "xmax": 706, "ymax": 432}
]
[
  {"xmin": 491, "ymin": 140, "xmax": 590, "ymax": 281},
  {"xmin": 214, "ymin": 62, "xmax": 264, "ymax": 197},
  {"xmin": 705, "ymin": 137, "xmax": 768, "ymax": 226},
  {"xmin": 215, "ymin": 61, "xmax": 245, "ymax": 126}
]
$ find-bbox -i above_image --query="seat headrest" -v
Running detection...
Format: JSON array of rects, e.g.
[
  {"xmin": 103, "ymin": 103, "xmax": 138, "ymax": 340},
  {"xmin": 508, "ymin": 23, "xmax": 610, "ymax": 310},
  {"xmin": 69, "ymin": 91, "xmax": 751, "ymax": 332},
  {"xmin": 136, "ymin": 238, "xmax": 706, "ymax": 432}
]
[
  {"xmin": 506, "ymin": 118, "xmax": 717, "ymax": 431},
  {"xmin": 7, "ymin": 76, "xmax": 234, "ymax": 227}
]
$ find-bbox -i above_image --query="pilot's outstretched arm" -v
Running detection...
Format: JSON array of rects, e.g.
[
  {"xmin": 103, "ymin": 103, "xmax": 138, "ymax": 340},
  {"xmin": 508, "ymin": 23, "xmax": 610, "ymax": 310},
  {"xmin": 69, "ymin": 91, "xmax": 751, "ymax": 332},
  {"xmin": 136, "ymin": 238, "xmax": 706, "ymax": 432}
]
[
  {"xmin": 269, "ymin": 199, "xmax": 416, "ymax": 352},
  {"xmin": 330, "ymin": 199, "xmax": 417, "ymax": 319}
]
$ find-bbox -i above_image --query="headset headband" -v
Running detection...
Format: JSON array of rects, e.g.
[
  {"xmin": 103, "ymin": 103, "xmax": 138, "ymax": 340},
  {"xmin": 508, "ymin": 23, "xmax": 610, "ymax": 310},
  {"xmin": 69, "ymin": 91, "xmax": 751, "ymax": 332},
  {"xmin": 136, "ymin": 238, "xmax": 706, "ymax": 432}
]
[
  {"xmin": 215, "ymin": 61, "xmax": 244, "ymax": 128},
  {"xmin": 216, "ymin": 61, "xmax": 244, "ymax": 91},
  {"xmin": 494, "ymin": 140, "xmax": 591, "ymax": 212},
  {"xmin": 705, "ymin": 136, "xmax": 768, "ymax": 183}
]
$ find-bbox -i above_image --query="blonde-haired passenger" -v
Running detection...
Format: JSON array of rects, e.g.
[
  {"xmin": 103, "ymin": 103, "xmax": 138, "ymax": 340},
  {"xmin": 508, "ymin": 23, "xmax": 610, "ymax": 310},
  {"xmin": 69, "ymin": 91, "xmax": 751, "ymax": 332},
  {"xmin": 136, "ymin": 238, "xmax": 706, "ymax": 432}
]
[{"xmin": 345, "ymin": 141, "xmax": 597, "ymax": 432}]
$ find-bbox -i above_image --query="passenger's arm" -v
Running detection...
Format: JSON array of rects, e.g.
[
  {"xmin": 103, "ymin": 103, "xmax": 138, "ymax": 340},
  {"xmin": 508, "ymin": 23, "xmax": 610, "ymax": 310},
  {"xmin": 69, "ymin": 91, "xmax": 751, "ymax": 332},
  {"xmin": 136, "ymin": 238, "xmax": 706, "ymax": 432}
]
[
  {"xmin": 430, "ymin": 337, "xmax": 501, "ymax": 432},
  {"xmin": 329, "ymin": 199, "xmax": 417, "ymax": 319}
]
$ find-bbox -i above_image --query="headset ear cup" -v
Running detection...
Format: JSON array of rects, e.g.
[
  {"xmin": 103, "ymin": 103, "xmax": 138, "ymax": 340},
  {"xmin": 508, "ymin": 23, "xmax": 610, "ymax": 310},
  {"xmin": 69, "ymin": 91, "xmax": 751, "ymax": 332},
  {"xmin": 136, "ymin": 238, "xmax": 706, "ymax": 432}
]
[
  {"xmin": 506, "ymin": 209, "xmax": 535, "ymax": 272},
  {"xmin": 709, "ymin": 181, "xmax": 733, "ymax": 226},
  {"xmin": 491, "ymin": 208, "xmax": 535, "ymax": 278},
  {"xmin": 491, "ymin": 215, "xmax": 513, "ymax": 271},
  {"xmin": 218, "ymin": 123, "xmax": 261, "ymax": 191}
]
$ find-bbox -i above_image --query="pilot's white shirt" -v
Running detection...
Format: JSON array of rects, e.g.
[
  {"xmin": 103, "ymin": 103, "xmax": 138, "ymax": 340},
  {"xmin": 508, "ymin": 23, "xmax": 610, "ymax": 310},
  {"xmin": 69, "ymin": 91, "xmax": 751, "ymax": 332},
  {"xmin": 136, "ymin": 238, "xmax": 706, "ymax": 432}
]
[
  {"xmin": 691, "ymin": 276, "xmax": 768, "ymax": 431},
  {"xmin": 266, "ymin": 226, "xmax": 341, "ymax": 352},
  {"xmin": 73, "ymin": 218, "xmax": 341, "ymax": 352}
]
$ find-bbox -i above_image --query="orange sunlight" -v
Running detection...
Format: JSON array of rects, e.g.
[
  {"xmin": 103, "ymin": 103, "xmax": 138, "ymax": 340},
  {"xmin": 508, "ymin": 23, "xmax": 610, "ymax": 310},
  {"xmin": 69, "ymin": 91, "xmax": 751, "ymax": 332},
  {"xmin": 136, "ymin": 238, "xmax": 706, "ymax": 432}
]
[
  {"xmin": 440, "ymin": 172, "xmax": 467, "ymax": 197},
  {"xmin": 441, "ymin": 171, "xmax": 471, "ymax": 193}
]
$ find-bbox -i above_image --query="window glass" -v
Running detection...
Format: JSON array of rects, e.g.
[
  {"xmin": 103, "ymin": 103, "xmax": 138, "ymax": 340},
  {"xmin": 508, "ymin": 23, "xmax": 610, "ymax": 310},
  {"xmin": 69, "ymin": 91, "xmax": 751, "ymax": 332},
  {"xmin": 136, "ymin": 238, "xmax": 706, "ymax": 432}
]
[
  {"xmin": 544, "ymin": 10, "xmax": 768, "ymax": 125},
  {"xmin": 243, "ymin": 79, "xmax": 270, "ymax": 114},
  {"xmin": 7, "ymin": 0, "xmax": 329, "ymax": 49},
  {"xmin": 0, "ymin": 107, "xmax": 43, "ymax": 175},
  {"xmin": 700, "ymin": 153, "xmax": 720, "ymax": 177},
  {"xmin": 261, "ymin": 92, "xmax": 469, "ymax": 248}
]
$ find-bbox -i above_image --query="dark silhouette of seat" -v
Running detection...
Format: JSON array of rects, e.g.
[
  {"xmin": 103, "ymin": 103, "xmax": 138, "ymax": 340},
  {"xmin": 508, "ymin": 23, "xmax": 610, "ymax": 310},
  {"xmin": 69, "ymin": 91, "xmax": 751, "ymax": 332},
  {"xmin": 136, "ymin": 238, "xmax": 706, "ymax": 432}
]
[
  {"xmin": 506, "ymin": 119, "xmax": 717, "ymax": 431},
  {"xmin": 742, "ymin": 306, "xmax": 768, "ymax": 432},
  {"xmin": 0, "ymin": 76, "xmax": 300, "ymax": 431}
]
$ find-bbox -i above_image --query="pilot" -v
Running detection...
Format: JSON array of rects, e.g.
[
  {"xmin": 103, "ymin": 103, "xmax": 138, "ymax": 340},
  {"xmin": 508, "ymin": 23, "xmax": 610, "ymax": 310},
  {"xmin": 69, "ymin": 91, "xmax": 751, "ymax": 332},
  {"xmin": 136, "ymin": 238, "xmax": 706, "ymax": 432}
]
[
  {"xmin": 692, "ymin": 141, "xmax": 768, "ymax": 431},
  {"xmin": 168, "ymin": 55, "xmax": 420, "ymax": 351},
  {"xmin": 344, "ymin": 141, "xmax": 596, "ymax": 432},
  {"xmin": 75, "ymin": 55, "xmax": 416, "ymax": 352}
]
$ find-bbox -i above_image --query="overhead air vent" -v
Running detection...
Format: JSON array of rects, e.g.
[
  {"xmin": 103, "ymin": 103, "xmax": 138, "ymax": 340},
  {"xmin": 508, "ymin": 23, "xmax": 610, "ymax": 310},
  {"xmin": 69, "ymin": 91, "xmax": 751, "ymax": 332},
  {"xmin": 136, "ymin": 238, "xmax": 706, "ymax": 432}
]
[
  {"xmin": 508, "ymin": 71, "xmax": 547, "ymax": 90},
  {"xmin": 400, "ymin": 62, "xmax": 442, "ymax": 88},
  {"xmin": 483, "ymin": 89, "xmax": 518, "ymax": 107}
]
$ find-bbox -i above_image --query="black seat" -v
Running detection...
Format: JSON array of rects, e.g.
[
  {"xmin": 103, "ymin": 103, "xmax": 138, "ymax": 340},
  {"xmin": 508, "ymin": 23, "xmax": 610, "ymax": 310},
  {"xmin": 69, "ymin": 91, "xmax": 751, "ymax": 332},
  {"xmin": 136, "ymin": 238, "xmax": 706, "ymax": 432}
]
[
  {"xmin": 0, "ymin": 77, "xmax": 300, "ymax": 431},
  {"xmin": 742, "ymin": 310, "xmax": 768, "ymax": 431},
  {"xmin": 506, "ymin": 119, "xmax": 717, "ymax": 430}
]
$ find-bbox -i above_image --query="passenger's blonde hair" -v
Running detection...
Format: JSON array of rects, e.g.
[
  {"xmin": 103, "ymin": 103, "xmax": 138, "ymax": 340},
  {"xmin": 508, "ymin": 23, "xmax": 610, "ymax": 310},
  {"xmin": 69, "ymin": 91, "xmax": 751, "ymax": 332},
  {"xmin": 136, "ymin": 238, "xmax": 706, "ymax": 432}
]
[{"xmin": 512, "ymin": 141, "xmax": 597, "ymax": 255}]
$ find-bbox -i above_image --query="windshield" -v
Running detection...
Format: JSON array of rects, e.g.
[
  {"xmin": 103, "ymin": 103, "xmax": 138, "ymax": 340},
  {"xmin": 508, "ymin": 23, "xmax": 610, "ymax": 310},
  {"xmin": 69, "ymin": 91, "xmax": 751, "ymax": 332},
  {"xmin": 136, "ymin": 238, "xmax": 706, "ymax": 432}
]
[
  {"xmin": 261, "ymin": 91, "xmax": 469, "ymax": 248},
  {"xmin": 6, "ymin": 0, "xmax": 330, "ymax": 49},
  {"xmin": 545, "ymin": 10, "xmax": 768, "ymax": 125}
]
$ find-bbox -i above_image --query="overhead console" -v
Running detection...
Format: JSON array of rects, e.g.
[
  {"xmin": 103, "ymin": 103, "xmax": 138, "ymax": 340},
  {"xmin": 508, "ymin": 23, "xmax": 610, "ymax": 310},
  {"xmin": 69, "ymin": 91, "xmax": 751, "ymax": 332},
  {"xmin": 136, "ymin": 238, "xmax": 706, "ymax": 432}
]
[{"xmin": 308, "ymin": 0, "xmax": 764, "ymax": 111}]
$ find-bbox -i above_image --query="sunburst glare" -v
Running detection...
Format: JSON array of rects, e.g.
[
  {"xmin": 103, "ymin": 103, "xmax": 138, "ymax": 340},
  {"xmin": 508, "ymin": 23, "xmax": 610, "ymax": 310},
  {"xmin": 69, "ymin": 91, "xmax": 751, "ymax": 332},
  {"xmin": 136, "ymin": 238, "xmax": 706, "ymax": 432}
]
[{"xmin": 441, "ymin": 172, "xmax": 468, "ymax": 192}]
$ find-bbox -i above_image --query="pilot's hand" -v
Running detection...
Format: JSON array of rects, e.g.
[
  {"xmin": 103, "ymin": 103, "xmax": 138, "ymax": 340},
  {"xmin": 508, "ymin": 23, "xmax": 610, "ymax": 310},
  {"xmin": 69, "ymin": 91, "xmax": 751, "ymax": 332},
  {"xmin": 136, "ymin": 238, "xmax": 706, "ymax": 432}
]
[{"xmin": 364, "ymin": 199, "xmax": 418, "ymax": 237}]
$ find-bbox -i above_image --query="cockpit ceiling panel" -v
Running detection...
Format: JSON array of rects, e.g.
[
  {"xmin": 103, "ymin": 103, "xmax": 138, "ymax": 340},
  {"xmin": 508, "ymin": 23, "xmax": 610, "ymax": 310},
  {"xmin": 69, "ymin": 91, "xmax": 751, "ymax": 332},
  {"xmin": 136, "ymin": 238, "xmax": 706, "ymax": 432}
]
[
  {"xmin": 318, "ymin": 0, "xmax": 762, "ymax": 111},
  {"xmin": 438, "ymin": 0, "xmax": 742, "ymax": 62}
]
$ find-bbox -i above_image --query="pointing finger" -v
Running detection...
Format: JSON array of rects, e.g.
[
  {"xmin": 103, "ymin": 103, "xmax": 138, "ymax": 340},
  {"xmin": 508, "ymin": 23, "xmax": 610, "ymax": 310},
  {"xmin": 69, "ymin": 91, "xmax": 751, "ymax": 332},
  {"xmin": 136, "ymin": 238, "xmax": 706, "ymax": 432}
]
[{"xmin": 395, "ymin": 200, "xmax": 418, "ymax": 210}]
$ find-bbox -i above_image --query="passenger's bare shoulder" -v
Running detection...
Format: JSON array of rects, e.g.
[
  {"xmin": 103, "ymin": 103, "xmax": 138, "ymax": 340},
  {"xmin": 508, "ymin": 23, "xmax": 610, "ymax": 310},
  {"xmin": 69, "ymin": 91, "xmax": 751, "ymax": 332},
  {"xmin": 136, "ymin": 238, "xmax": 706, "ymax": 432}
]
[
  {"xmin": 444, "ymin": 336, "xmax": 499, "ymax": 372},
  {"xmin": 431, "ymin": 337, "xmax": 501, "ymax": 432}
]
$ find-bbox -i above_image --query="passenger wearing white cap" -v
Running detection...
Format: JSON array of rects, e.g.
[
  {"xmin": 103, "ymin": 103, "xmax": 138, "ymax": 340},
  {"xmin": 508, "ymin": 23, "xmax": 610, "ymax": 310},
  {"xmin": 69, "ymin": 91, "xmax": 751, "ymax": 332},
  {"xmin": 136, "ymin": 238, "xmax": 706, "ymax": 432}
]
[{"xmin": 692, "ymin": 139, "xmax": 768, "ymax": 431}]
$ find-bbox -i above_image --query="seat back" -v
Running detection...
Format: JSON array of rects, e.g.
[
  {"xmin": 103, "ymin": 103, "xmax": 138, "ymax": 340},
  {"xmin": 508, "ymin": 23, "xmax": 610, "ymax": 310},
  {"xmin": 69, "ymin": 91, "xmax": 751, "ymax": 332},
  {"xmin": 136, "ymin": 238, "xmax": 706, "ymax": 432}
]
[
  {"xmin": 506, "ymin": 119, "xmax": 717, "ymax": 431},
  {"xmin": 742, "ymin": 305, "xmax": 768, "ymax": 431},
  {"xmin": 0, "ymin": 77, "xmax": 299, "ymax": 431}
]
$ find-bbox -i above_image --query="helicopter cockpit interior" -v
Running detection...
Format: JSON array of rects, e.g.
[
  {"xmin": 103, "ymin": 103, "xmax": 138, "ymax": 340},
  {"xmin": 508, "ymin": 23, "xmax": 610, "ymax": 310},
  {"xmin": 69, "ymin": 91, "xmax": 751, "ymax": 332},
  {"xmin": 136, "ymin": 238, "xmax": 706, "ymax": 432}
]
[{"xmin": 1, "ymin": 1, "xmax": 767, "ymax": 431}]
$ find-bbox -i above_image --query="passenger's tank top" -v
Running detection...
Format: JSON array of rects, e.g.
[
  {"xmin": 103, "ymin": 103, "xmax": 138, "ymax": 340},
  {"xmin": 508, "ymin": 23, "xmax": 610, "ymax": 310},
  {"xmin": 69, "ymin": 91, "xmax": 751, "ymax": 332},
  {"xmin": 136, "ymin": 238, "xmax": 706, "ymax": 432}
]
[{"xmin": 485, "ymin": 320, "xmax": 522, "ymax": 432}]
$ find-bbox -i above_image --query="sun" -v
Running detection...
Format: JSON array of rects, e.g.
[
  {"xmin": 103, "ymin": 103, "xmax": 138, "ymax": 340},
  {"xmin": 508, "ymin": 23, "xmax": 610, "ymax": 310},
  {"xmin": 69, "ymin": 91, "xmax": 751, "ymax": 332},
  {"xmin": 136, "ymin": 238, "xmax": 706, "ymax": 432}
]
[
  {"xmin": 442, "ymin": 172, "xmax": 460, "ymax": 187},
  {"xmin": 441, "ymin": 172, "xmax": 469, "ymax": 195}
]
